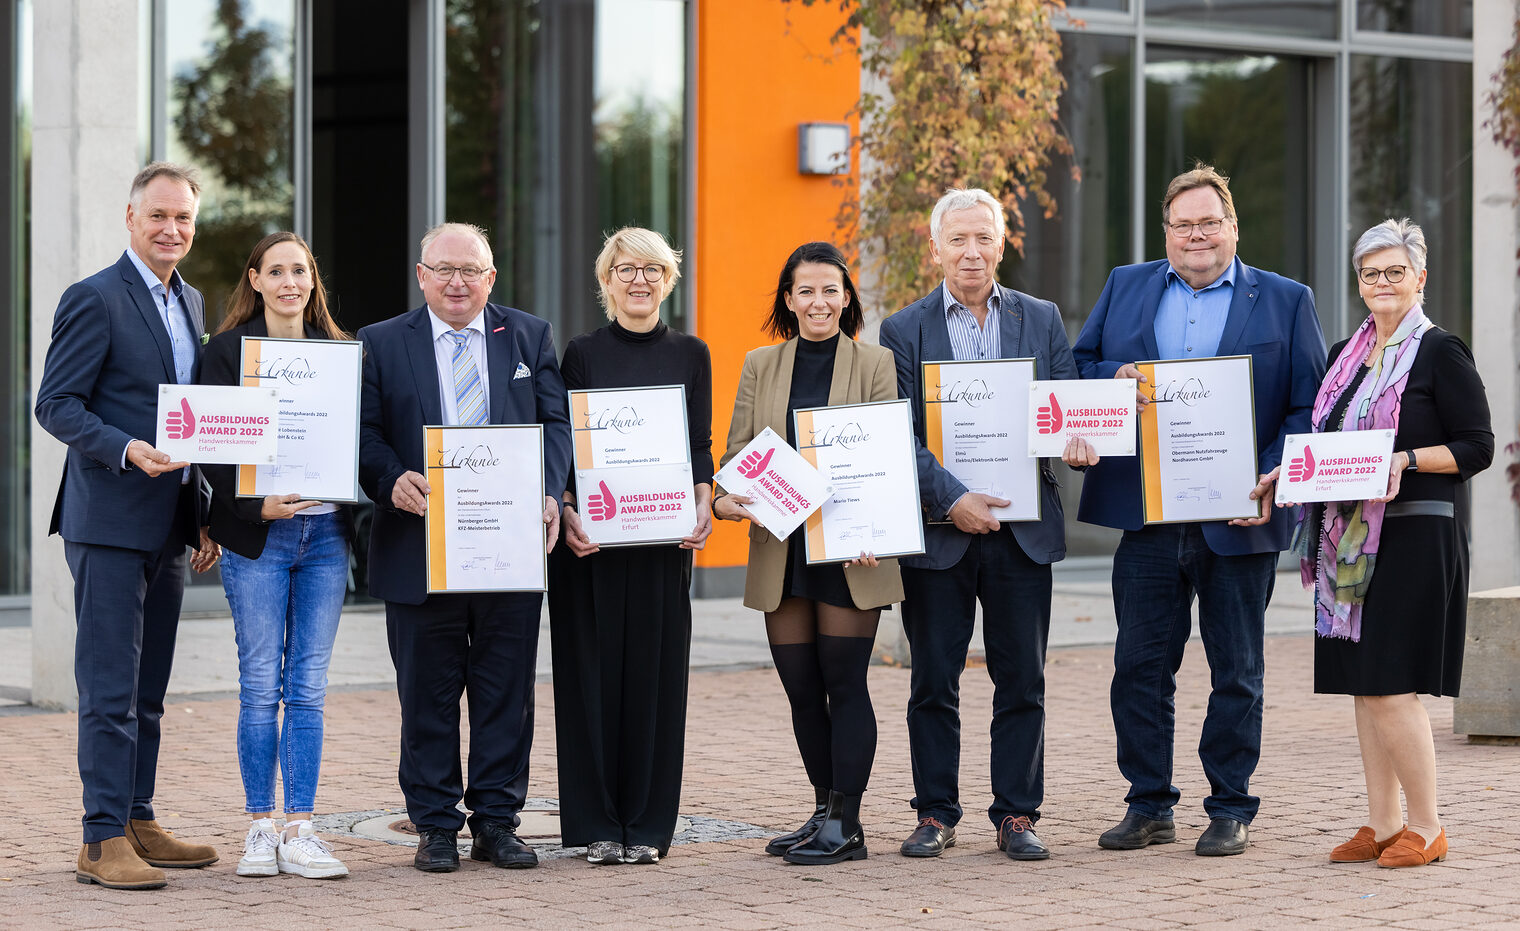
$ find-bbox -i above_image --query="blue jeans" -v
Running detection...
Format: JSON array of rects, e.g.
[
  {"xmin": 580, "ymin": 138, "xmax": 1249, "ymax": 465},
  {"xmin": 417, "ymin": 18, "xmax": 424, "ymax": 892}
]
[
  {"xmin": 1110, "ymin": 523, "xmax": 1276, "ymax": 824},
  {"xmin": 222, "ymin": 511, "xmax": 348, "ymax": 814}
]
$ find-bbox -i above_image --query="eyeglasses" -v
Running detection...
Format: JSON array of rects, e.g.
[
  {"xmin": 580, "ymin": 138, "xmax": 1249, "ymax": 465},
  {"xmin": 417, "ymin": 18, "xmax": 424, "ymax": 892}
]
[
  {"xmin": 1358, "ymin": 265, "xmax": 1409, "ymax": 285},
  {"xmin": 1166, "ymin": 218, "xmax": 1227, "ymax": 239},
  {"xmin": 614, "ymin": 263, "xmax": 666, "ymax": 283},
  {"xmin": 421, "ymin": 262, "xmax": 489, "ymax": 283}
]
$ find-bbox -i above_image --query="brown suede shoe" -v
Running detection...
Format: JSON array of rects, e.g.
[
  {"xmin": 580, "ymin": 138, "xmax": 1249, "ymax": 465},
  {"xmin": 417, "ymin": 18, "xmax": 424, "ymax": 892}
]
[
  {"xmin": 127, "ymin": 819, "xmax": 219, "ymax": 868},
  {"xmin": 1377, "ymin": 827, "xmax": 1448, "ymax": 868},
  {"xmin": 76, "ymin": 837, "xmax": 167, "ymax": 889},
  {"xmin": 1330, "ymin": 825, "xmax": 1405, "ymax": 862}
]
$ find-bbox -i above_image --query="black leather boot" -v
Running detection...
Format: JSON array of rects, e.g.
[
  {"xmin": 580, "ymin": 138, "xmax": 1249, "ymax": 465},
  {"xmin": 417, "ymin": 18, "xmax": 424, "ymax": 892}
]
[
  {"xmin": 782, "ymin": 791, "xmax": 866, "ymax": 865},
  {"xmin": 765, "ymin": 787, "xmax": 831, "ymax": 856}
]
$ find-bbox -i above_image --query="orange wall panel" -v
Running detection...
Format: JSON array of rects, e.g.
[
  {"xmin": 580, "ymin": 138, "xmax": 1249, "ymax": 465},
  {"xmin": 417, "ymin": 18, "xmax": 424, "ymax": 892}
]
[{"xmin": 694, "ymin": 0, "xmax": 859, "ymax": 570}]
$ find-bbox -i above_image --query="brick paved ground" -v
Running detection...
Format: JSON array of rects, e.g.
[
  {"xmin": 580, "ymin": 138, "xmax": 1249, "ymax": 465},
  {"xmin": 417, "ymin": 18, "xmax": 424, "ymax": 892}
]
[{"xmin": 2, "ymin": 634, "xmax": 1517, "ymax": 929}]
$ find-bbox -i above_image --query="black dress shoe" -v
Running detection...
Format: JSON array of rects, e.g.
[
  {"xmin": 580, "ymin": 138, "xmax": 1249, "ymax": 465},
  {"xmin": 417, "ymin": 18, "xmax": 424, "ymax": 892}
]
[
  {"xmin": 1098, "ymin": 812, "xmax": 1177, "ymax": 850},
  {"xmin": 469, "ymin": 818, "xmax": 539, "ymax": 868},
  {"xmin": 998, "ymin": 816, "xmax": 1050, "ymax": 861},
  {"xmin": 900, "ymin": 817, "xmax": 956, "ymax": 858},
  {"xmin": 414, "ymin": 828, "xmax": 460, "ymax": 872},
  {"xmin": 1195, "ymin": 817, "xmax": 1249, "ymax": 856}
]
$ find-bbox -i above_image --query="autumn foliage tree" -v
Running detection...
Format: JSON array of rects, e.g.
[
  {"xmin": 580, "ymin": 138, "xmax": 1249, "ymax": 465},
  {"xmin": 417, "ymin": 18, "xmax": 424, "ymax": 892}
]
[{"xmin": 784, "ymin": 0, "xmax": 1073, "ymax": 313}]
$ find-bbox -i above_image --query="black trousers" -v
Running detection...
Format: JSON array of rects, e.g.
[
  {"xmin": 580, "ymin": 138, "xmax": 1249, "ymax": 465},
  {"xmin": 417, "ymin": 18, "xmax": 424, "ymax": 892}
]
[
  {"xmin": 385, "ymin": 591, "xmax": 542, "ymax": 832},
  {"xmin": 547, "ymin": 545, "xmax": 692, "ymax": 854},
  {"xmin": 65, "ymin": 511, "xmax": 192, "ymax": 843},
  {"xmin": 900, "ymin": 528, "xmax": 1052, "ymax": 829}
]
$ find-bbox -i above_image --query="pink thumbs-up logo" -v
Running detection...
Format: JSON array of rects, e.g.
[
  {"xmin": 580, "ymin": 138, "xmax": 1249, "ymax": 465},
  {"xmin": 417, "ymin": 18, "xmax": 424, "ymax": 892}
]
[
  {"xmin": 586, "ymin": 479, "xmax": 618, "ymax": 522},
  {"xmin": 738, "ymin": 447, "xmax": 774, "ymax": 479},
  {"xmin": 164, "ymin": 396, "xmax": 197, "ymax": 440},
  {"xmin": 1287, "ymin": 446, "xmax": 1316, "ymax": 483},
  {"xmin": 1036, "ymin": 393, "xmax": 1063, "ymax": 434}
]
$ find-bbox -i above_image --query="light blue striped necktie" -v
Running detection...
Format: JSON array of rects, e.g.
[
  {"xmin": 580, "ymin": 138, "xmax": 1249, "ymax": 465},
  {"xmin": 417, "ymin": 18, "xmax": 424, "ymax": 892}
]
[{"xmin": 447, "ymin": 330, "xmax": 488, "ymax": 426}]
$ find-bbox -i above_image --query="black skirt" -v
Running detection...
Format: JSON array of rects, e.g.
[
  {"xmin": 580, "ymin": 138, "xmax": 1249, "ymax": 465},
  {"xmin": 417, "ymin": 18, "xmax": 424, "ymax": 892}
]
[{"xmin": 1313, "ymin": 508, "xmax": 1468, "ymax": 697}]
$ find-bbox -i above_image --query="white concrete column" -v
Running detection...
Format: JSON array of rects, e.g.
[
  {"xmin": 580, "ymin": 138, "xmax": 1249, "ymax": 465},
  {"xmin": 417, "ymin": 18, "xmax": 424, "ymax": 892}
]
[
  {"xmin": 1471, "ymin": 0, "xmax": 1520, "ymax": 593},
  {"xmin": 30, "ymin": 1, "xmax": 143, "ymax": 709}
]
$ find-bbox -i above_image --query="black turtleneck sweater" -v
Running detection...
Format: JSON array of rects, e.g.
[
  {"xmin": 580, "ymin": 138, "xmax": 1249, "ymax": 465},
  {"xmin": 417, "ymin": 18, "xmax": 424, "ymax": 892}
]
[{"xmin": 559, "ymin": 318, "xmax": 715, "ymax": 490}]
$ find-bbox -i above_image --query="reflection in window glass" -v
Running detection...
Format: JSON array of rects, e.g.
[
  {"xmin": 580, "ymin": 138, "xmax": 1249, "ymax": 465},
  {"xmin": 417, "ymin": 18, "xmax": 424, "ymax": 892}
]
[
  {"xmin": 1003, "ymin": 34, "xmax": 1132, "ymax": 345},
  {"xmin": 1357, "ymin": 0, "xmax": 1472, "ymax": 39},
  {"xmin": 1348, "ymin": 55, "xmax": 1472, "ymax": 340},
  {"xmin": 2, "ymin": 0, "xmax": 30, "ymax": 595},
  {"xmin": 595, "ymin": 0, "xmax": 687, "ymax": 334},
  {"xmin": 161, "ymin": 0, "xmax": 296, "ymax": 324},
  {"xmin": 444, "ymin": 0, "xmax": 542, "ymax": 319},
  {"xmin": 1002, "ymin": 33, "xmax": 1133, "ymax": 559},
  {"xmin": 446, "ymin": 0, "xmax": 688, "ymax": 344},
  {"xmin": 1144, "ymin": 48, "xmax": 1312, "ymax": 289},
  {"xmin": 1146, "ymin": 0, "xmax": 1337, "ymax": 39},
  {"xmin": 1065, "ymin": 0, "xmax": 1128, "ymax": 10}
]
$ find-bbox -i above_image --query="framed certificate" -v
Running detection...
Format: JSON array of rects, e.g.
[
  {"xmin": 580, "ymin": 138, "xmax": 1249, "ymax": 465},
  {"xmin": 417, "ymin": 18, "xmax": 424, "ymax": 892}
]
[
  {"xmin": 236, "ymin": 337, "xmax": 363, "ymax": 502},
  {"xmin": 922, "ymin": 358, "xmax": 1040, "ymax": 522},
  {"xmin": 571, "ymin": 385, "xmax": 691, "ymax": 468},
  {"xmin": 1025, "ymin": 378, "xmax": 1136, "ymax": 457},
  {"xmin": 795, "ymin": 399, "xmax": 926, "ymax": 565},
  {"xmin": 1137, "ymin": 355, "xmax": 1260, "ymax": 524},
  {"xmin": 1275, "ymin": 429, "xmax": 1396, "ymax": 505},
  {"xmin": 156, "ymin": 383, "xmax": 280, "ymax": 464},
  {"xmin": 570, "ymin": 385, "xmax": 696, "ymax": 546},
  {"xmin": 424, "ymin": 424, "xmax": 547, "ymax": 593}
]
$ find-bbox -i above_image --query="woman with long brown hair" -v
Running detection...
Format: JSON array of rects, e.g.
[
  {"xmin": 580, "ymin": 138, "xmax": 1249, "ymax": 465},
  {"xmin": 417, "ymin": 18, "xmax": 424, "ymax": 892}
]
[{"xmin": 199, "ymin": 232, "xmax": 355, "ymax": 880}]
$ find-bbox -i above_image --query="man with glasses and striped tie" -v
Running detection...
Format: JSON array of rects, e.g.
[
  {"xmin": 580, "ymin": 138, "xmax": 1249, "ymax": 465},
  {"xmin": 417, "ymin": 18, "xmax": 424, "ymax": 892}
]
[{"xmin": 357, "ymin": 222, "xmax": 572, "ymax": 874}]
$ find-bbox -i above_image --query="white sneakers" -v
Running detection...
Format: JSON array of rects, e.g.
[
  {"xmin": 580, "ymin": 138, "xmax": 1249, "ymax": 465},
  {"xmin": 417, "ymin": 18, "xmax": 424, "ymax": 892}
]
[
  {"xmin": 236, "ymin": 818, "xmax": 279, "ymax": 876},
  {"xmin": 237, "ymin": 818, "xmax": 348, "ymax": 879},
  {"xmin": 277, "ymin": 821, "xmax": 349, "ymax": 879}
]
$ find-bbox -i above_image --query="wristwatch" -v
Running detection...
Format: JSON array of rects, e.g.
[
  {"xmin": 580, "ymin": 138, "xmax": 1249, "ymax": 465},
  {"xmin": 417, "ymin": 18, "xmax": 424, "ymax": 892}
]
[{"xmin": 1405, "ymin": 449, "xmax": 1418, "ymax": 472}]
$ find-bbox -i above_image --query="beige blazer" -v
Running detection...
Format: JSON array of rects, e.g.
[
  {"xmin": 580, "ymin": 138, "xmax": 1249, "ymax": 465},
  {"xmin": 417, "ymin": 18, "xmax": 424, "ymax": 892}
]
[{"xmin": 718, "ymin": 336, "xmax": 905, "ymax": 612}]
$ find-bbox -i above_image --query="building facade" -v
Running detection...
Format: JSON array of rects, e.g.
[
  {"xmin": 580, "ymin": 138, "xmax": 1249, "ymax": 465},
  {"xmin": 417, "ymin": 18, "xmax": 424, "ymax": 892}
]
[{"xmin": 9, "ymin": 0, "xmax": 1518, "ymax": 704}]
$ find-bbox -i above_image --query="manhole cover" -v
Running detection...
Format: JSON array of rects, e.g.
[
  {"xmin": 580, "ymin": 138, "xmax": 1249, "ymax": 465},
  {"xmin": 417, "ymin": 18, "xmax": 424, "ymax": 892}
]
[{"xmin": 385, "ymin": 809, "xmax": 565, "ymax": 842}]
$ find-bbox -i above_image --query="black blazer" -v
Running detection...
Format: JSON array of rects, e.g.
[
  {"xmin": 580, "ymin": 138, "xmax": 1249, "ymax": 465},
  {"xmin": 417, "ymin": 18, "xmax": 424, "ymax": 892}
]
[{"xmin": 198, "ymin": 316, "xmax": 356, "ymax": 560}]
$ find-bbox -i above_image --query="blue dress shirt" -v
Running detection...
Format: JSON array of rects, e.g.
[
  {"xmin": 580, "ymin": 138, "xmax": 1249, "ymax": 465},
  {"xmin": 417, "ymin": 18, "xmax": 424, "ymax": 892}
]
[{"xmin": 1154, "ymin": 257, "xmax": 1239, "ymax": 360}]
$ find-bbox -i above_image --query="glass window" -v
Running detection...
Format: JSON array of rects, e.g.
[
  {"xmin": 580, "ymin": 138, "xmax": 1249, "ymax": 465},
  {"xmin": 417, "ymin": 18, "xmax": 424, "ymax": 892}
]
[
  {"xmin": 595, "ymin": 0, "xmax": 688, "ymax": 333},
  {"xmin": 2, "ymin": 0, "xmax": 30, "ymax": 596},
  {"xmin": 1143, "ymin": 47, "xmax": 1314, "ymax": 289},
  {"xmin": 446, "ymin": 0, "xmax": 689, "ymax": 346},
  {"xmin": 158, "ymin": 0, "xmax": 297, "ymax": 326},
  {"xmin": 1146, "ymin": 0, "xmax": 1338, "ymax": 39},
  {"xmin": 1003, "ymin": 34, "xmax": 1133, "ymax": 343},
  {"xmin": 1348, "ymin": 55, "xmax": 1472, "ymax": 340},
  {"xmin": 1357, "ymin": 1, "xmax": 1473, "ymax": 39},
  {"xmin": 1065, "ymin": 0, "xmax": 1128, "ymax": 11},
  {"xmin": 1003, "ymin": 33, "xmax": 1134, "ymax": 560}
]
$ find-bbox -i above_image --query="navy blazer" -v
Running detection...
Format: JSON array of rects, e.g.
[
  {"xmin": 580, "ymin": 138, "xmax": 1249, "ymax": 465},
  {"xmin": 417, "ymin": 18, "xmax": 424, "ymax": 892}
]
[
  {"xmin": 358, "ymin": 303, "xmax": 572, "ymax": 605},
  {"xmin": 35, "ymin": 252, "xmax": 210, "ymax": 551},
  {"xmin": 1071, "ymin": 258, "xmax": 1327, "ymax": 555},
  {"xmin": 879, "ymin": 283, "xmax": 1077, "ymax": 570}
]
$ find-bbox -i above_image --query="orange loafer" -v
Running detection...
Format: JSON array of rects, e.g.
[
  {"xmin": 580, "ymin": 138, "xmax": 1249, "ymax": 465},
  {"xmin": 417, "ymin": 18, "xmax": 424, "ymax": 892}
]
[
  {"xmin": 1377, "ymin": 827, "xmax": 1447, "ymax": 868},
  {"xmin": 1330, "ymin": 825, "xmax": 1405, "ymax": 862}
]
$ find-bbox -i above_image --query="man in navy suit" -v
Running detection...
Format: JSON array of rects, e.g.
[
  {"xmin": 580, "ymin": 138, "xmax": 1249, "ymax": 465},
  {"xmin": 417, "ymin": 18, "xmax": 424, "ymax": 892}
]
[
  {"xmin": 1068, "ymin": 165, "xmax": 1326, "ymax": 856},
  {"xmin": 880, "ymin": 188, "xmax": 1077, "ymax": 862},
  {"xmin": 35, "ymin": 162, "xmax": 222, "ymax": 889},
  {"xmin": 358, "ymin": 222, "xmax": 572, "ymax": 873}
]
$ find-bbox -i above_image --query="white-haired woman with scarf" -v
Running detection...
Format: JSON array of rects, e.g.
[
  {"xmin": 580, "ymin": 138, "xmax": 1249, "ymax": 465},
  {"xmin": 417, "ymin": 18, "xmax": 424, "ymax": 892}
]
[{"xmin": 1266, "ymin": 218, "xmax": 1492, "ymax": 868}]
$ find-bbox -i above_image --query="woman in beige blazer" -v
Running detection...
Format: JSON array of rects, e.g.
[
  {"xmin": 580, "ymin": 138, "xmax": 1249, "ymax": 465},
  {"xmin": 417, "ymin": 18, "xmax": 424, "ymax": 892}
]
[{"xmin": 714, "ymin": 242, "xmax": 903, "ymax": 866}]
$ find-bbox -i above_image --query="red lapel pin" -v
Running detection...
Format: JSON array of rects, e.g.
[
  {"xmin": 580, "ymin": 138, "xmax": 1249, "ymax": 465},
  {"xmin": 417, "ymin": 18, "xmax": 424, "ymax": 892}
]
[{"xmin": 492, "ymin": 326, "xmax": 505, "ymax": 333}]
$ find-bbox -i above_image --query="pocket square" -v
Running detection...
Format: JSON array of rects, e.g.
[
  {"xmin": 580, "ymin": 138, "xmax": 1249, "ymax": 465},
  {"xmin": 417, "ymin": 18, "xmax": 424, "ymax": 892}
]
[{"xmin": 513, "ymin": 362, "xmax": 531, "ymax": 380}]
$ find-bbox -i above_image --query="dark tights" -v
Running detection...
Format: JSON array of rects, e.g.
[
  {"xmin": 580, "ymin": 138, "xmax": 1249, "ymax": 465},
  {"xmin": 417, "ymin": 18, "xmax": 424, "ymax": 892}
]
[{"xmin": 766, "ymin": 597, "xmax": 880, "ymax": 795}]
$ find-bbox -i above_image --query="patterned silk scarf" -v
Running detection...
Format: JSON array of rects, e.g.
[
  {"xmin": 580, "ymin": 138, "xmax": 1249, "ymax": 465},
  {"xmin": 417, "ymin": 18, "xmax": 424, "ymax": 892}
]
[{"xmin": 1297, "ymin": 306, "xmax": 1431, "ymax": 642}]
